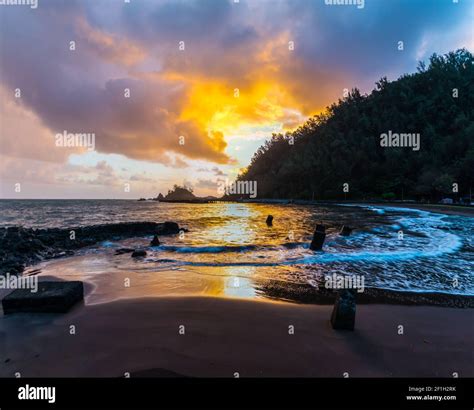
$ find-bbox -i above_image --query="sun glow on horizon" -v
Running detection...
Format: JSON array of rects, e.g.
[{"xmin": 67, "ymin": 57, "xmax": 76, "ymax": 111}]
[
  {"xmin": 178, "ymin": 78, "xmax": 314, "ymax": 139},
  {"xmin": 1, "ymin": 0, "xmax": 471, "ymax": 198}
]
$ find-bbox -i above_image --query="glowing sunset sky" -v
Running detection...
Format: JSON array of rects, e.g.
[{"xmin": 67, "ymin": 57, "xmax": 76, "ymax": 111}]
[{"xmin": 0, "ymin": 0, "xmax": 472, "ymax": 198}]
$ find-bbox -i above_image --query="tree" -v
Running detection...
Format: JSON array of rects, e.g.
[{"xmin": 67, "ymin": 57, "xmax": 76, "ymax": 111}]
[{"xmin": 234, "ymin": 49, "xmax": 473, "ymax": 202}]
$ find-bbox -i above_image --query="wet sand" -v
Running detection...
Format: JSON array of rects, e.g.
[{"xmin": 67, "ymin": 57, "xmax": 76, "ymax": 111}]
[{"xmin": 1, "ymin": 296, "xmax": 472, "ymax": 378}]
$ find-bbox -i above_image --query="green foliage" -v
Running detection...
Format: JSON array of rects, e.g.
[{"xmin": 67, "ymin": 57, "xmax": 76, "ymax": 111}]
[
  {"xmin": 165, "ymin": 185, "xmax": 195, "ymax": 200},
  {"xmin": 238, "ymin": 49, "xmax": 473, "ymax": 201},
  {"xmin": 382, "ymin": 192, "xmax": 396, "ymax": 200}
]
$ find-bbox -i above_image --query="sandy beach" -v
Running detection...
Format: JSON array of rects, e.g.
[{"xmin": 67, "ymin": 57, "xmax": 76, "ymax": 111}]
[
  {"xmin": 1, "ymin": 296, "xmax": 472, "ymax": 378},
  {"xmin": 1, "ymin": 7, "xmax": 473, "ymax": 408},
  {"xmin": 1, "ymin": 202, "xmax": 473, "ymax": 379}
]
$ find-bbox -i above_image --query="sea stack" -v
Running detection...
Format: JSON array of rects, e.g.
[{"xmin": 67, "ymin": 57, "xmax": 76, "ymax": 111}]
[
  {"xmin": 330, "ymin": 289, "xmax": 356, "ymax": 330},
  {"xmin": 266, "ymin": 215, "xmax": 273, "ymax": 226},
  {"xmin": 150, "ymin": 235, "xmax": 160, "ymax": 246},
  {"xmin": 340, "ymin": 226, "xmax": 352, "ymax": 236},
  {"xmin": 310, "ymin": 224, "xmax": 326, "ymax": 250}
]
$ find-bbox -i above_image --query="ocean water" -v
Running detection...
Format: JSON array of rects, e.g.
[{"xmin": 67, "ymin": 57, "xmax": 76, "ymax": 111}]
[{"xmin": 1, "ymin": 200, "xmax": 473, "ymax": 303}]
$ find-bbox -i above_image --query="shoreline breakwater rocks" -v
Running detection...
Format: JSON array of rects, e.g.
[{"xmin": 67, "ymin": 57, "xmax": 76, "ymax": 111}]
[
  {"xmin": 0, "ymin": 221, "xmax": 181, "ymax": 276},
  {"xmin": 256, "ymin": 280, "xmax": 474, "ymax": 308}
]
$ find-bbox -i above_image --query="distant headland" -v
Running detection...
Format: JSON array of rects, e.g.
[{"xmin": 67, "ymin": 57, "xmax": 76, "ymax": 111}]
[{"xmin": 139, "ymin": 185, "xmax": 219, "ymax": 203}]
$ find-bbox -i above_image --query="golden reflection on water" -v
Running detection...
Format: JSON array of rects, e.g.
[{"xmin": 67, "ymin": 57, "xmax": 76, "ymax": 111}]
[
  {"xmin": 190, "ymin": 202, "xmax": 307, "ymax": 247},
  {"xmin": 206, "ymin": 204, "xmax": 260, "ymax": 245},
  {"xmin": 32, "ymin": 203, "xmax": 320, "ymax": 304},
  {"xmin": 20, "ymin": 202, "xmax": 474, "ymax": 302},
  {"xmin": 34, "ymin": 252, "xmax": 261, "ymax": 305}
]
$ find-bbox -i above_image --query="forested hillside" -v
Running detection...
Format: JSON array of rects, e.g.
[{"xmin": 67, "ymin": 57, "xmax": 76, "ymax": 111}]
[{"xmin": 235, "ymin": 49, "xmax": 473, "ymax": 201}]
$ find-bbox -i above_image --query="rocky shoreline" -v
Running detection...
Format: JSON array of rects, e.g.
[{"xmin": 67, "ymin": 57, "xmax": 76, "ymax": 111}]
[
  {"xmin": 2, "ymin": 218, "xmax": 472, "ymax": 309},
  {"xmin": 257, "ymin": 280, "xmax": 474, "ymax": 308},
  {"xmin": 0, "ymin": 221, "xmax": 181, "ymax": 276}
]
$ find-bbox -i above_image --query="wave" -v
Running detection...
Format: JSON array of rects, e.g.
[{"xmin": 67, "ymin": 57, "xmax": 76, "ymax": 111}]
[
  {"xmin": 144, "ymin": 205, "xmax": 464, "ymax": 267},
  {"xmin": 151, "ymin": 243, "xmax": 309, "ymax": 253},
  {"xmin": 298, "ymin": 233, "xmax": 462, "ymax": 264},
  {"xmin": 145, "ymin": 229, "xmax": 462, "ymax": 268},
  {"xmin": 154, "ymin": 244, "xmax": 259, "ymax": 253}
]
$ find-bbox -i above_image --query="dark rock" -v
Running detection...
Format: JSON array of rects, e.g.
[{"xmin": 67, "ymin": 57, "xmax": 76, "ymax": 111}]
[
  {"xmin": 2, "ymin": 259, "xmax": 25, "ymax": 275},
  {"xmin": 163, "ymin": 187, "xmax": 196, "ymax": 201},
  {"xmin": 2, "ymin": 281, "xmax": 84, "ymax": 314},
  {"xmin": 115, "ymin": 248, "xmax": 135, "ymax": 255},
  {"xmin": 131, "ymin": 250, "xmax": 147, "ymax": 258},
  {"xmin": 310, "ymin": 225, "xmax": 326, "ymax": 251},
  {"xmin": 157, "ymin": 221, "xmax": 180, "ymax": 235},
  {"xmin": 256, "ymin": 280, "xmax": 474, "ymax": 308},
  {"xmin": 150, "ymin": 235, "xmax": 160, "ymax": 246},
  {"xmin": 30, "ymin": 238, "xmax": 48, "ymax": 250},
  {"xmin": 0, "ymin": 221, "xmax": 181, "ymax": 276},
  {"xmin": 266, "ymin": 215, "xmax": 273, "ymax": 226},
  {"xmin": 51, "ymin": 250, "xmax": 74, "ymax": 259},
  {"xmin": 330, "ymin": 289, "xmax": 356, "ymax": 330},
  {"xmin": 340, "ymin": 226, "xmax": 352, "ymax": 236}
]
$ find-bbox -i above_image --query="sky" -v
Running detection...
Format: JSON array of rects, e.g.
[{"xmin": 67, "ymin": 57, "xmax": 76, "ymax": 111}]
[{"xmin": 0, "ymin": 0, "xmax": 472, "ymax": 199}]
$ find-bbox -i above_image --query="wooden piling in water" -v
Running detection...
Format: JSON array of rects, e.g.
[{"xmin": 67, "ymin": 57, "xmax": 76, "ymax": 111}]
[{"xmin": 310, "ymin": 224, "xmax": 326, "ymax": 250}]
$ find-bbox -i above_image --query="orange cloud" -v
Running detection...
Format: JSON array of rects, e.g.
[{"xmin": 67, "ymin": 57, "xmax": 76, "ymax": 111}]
[
  {"xmin": 76, "ymin": 18, "xmax": 146, "ymax": 67},
  {"xmin": 158, "ymin": 30, "xmax": 346, "ymax": 141},
  {"xmin": 0, "ymin": 6, "xmax": 345, "ymax": 171}
]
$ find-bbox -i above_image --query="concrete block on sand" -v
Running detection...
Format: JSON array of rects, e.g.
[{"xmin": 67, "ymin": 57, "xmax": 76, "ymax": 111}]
[{"xmin": 2, "ymin": 281, "xmax": 84, "ymax": 314}]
